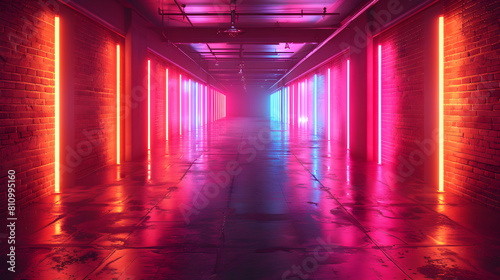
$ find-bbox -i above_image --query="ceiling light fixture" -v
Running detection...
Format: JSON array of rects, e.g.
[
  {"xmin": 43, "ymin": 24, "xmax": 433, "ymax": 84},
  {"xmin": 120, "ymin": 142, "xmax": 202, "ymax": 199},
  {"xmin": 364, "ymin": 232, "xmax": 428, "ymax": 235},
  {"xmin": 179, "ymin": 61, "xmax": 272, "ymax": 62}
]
[
  {"xmin": 285, "ymin": 43, "xmax": 290, "ymax": 49},
  {"xmin": 222, "ymin": 1, "xmax": 243, "ymax": 37}
]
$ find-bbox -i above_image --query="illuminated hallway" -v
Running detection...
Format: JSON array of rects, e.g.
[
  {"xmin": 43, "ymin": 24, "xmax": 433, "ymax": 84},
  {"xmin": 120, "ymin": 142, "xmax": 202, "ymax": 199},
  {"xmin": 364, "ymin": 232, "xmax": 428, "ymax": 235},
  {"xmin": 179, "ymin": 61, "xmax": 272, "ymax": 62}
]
[{"xmin": 2, "ymin": 117, "xmax": 500, "ymax": 279}]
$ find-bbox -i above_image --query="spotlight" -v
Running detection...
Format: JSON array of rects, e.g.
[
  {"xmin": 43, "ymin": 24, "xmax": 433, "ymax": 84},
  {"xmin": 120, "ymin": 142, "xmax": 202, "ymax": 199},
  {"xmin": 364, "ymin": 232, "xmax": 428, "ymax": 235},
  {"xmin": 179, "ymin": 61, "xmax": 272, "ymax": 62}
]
[{"xmin": 285, "ymin": 43, "xmax": 290, "ymax": 49}]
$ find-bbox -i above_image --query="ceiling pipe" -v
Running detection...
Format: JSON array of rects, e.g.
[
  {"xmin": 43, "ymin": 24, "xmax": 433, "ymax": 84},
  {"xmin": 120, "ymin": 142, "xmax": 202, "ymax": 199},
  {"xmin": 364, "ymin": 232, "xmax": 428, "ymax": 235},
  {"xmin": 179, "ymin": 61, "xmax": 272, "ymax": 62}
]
[{"xmin": 271, "ymin": 0, "xmax": 379, "ymax": 90}]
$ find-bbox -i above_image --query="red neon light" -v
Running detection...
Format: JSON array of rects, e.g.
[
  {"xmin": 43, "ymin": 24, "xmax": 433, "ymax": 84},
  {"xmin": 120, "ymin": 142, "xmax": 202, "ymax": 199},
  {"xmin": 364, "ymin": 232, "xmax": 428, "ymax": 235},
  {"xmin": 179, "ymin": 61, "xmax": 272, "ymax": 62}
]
[
  {"xmin": 148, "ymin": 60, "xmax": 151, "ymax": 150},
  {"xmin": 166, "ymin": 68, "xmax": 169, "ymax": 141},
  {"xmin": 55, "ymin": 16, "xmax": 60, "ymax": 193}
]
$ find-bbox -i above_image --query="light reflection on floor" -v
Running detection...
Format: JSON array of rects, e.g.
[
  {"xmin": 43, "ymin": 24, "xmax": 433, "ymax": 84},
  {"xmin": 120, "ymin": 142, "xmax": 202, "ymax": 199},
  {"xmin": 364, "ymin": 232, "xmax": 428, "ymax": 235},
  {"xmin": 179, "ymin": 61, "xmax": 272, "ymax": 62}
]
[{"xmin": 1, "ymin": 117, "xmax": 499, "ymax": 279}]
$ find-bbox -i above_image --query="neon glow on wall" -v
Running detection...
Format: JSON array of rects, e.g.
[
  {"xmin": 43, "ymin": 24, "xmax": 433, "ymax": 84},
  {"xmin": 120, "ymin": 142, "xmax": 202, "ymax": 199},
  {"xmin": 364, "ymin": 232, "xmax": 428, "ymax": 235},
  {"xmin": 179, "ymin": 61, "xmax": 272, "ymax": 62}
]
[
  {"xmin": 188, "ymin": 79, "xmax": 191, "ymax": 131},
  {"xmin": 147, "ymin": 60, "xmax": 151, "ymax": 150},
  {"xmin": 116, "ymin": 45, "xmax": 120, "ymax": 164},
  {"xmin": 55, "ymin": 16, "xmax": 60, "ymax": 193},
  {"xmin": 292, "ymin": 85, "xmax": 294, "ymax": 125},
  {"xmin": 166, "ymin": 68, "xmax": 169, "ymax": 141},
  {"xmin": 378, "ymin": 45, "xmax": 382, "ymax": 165},
  {"xmin": 347, "ymin": 60, "xmax": 351, "ymax": 150},
  {"xmin": 205, "ymin": 86, "xmax": 208, "ymax": 125},
  {"xmin": 314, "ymin": 74, "xmax": 318, "ymax": 134},
  {"xmin": 327, "ymin": 68, "xmax": 331, "ymax": 141},
  {"xmin": 439, "ymin": 16, "xmax": 444, "ymax": 192},
  {"xmin": 179, "ymin": 74, "xmax": 182, "ymax": 135}
]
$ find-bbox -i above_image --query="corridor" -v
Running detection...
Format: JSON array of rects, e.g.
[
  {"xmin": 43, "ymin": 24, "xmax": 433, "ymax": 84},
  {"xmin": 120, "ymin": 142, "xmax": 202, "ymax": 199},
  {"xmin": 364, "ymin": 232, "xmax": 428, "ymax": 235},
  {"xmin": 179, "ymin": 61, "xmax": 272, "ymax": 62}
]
[{"xmin": 4, "ymin": 118, "xmax": 500, "ymax": 279}]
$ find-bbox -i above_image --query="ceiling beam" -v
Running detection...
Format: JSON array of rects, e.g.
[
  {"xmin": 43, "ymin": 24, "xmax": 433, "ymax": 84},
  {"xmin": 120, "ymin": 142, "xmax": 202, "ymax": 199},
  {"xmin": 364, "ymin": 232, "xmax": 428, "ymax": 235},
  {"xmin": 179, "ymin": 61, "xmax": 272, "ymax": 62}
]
[{"xmin": 160, "ymin": 28, "xmax": 334, "ymax": 43}]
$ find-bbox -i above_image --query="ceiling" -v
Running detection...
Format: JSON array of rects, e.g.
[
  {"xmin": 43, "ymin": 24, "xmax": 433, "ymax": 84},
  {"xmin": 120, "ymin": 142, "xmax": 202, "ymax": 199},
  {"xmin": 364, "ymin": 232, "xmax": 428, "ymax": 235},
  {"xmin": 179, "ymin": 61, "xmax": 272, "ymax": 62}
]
[{"xmin": 128, "ymin": 0, "xmax": 368, "ymax": 93}]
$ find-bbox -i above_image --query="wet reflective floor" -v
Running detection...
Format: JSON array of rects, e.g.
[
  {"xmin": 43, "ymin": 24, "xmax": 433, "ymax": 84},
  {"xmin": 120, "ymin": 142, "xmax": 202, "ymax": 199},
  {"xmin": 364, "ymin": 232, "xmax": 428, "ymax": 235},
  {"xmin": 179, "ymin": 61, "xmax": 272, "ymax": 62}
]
[{"xmin": 2, "ymin": 118, "xmax": 500, "ymax": 279}]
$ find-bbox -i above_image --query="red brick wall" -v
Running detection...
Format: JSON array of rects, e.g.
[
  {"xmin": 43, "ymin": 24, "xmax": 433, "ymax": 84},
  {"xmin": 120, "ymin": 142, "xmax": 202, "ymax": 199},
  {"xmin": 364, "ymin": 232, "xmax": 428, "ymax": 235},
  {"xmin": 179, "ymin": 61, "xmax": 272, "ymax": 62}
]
[
  {"xmin": 0, "ymin": 0, "xmax": 57, "ymax": 209},
  {"xmin": 72, "ymin": 9, "xmax": 123, "ymax": 180},
  {"xmin": 0, "ymin": 0, "xmax": 125, "ymax": 209},
  {"xmin": 444, "ymin": 0, "xmax": 500, "ymax": 208},
  {"xmin": 148, "ymin": 52, "xmax": 201, "ymax": 143},
  {"xmin": 378, "ymin": 11, "xmax": 426, "ymax": 179}
]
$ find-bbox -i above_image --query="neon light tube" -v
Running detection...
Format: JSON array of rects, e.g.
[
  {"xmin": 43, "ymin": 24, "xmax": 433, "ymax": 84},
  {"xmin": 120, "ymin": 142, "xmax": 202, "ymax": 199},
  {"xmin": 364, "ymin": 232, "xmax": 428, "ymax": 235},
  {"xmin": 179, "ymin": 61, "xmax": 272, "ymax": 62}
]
[
  {"xmin": 179, "ymin": 74, "xmax": 182, "ymax": 135},
  {"xmin": 292, "ymin": 85, "xmax": 294, "ymax": 125},
  {"xmin": 327, "ymin": 69, "xmax": 331, "ymax": 140},
  {"xmin": 205, "ymin": 86, "xmax": 208, "ymax": 125},
  {"xmin": 116, "ymin": 45, "xmax": 120, "ymax": 164},
  {"xmin": 166, "ymin": 69, "xmax": 169, "ymax": 141},
  {"xmin": 148, "ymin": 60, "xmax": 151, "ymax": 150},
  {"xmin": 378, "ymin": 45, "xmax": 382, "ymax": 165},
  {"xmin": 439, "ymin": 16, "xmax": 444, "ymax": 192},
  {"xmin": 304, "ymin": 82, "xmax": 306, "ymax": 123},
  {"xmin": 314, "ymin": 74, "xmax": 318, "ymax": 134},
  {"xmin": 200, "ymin": 84, "xmax": 203, "ymax": 126},
  {"xmin": 347, "ymin": 60, "xmax": 350, "ymax": 150},
  {"xmin": 55, "ymin": 16, "xmax": 60, "ymax": 193},
  {"xmin": 195, "ymin": 82, "xmax": 198, "ymax": 128}
]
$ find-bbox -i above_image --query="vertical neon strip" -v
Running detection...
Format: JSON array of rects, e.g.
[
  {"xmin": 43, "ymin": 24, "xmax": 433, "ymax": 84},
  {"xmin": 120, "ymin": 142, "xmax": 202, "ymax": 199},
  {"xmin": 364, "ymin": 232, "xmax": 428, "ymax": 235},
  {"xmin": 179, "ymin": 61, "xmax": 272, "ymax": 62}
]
[
  {"xmin": 188, "ymin": 79, "xmax": 191, "ymax": 131},
  {"xmin": 314, "ymin": 74, "xmax": 318, "ymax": 134},
  {"xmin": 200, "ymin": 85, "xmax": 203, "ymax": 126},
  {"xmin": 304, "ymin": 82, "xmax": 306, "ymax": 123},
  {"xmin": 195, "ymin": 83, "xmax": 199, "ymax": 128},
  {"xmin": 116, "ymin": 45, "xmax": 120, "ymax": 164},
  {"xmin": 166, "ymin": 69, "xmax": 169, "ymax": 141},
  {"xmin": 439, "ymin": 16, "xmax": 444, "ymax": 192},
  {"xmin": 292, "ymin": 85, "xmax": 294, "ymax": 125},
  {"xmin": 55, "ymin": 16, "xmax": 60, "ymax": 193},
  {"xmin": 148, "ymin": 60, "xmax": 151, "ymax": 150},
  {"xmin": 298, "ymin": 84, "xmax": 301, "ymax": 123},
  {"xmin": 378, "ymin": 45, "xmax": 382, "ymax": 165},
  {"xmin": 179, "ymin": 74, "xmax": 182, "ymax": 135},
  {"xmin": 347, "ymin": 60, "xmax": 350, "ymax": 150},
  {"xmin": 328, "ymin": 69, "xmax": 331, "ymax": 140},
  {"xmin": 205, "ymin": 86, "xmax": 208, "ymax": 125}
]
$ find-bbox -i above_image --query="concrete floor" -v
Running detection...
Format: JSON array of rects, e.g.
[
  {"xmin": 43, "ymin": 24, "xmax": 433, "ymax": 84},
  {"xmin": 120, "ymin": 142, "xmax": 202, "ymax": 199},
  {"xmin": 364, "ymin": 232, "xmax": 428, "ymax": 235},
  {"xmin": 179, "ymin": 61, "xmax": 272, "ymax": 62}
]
[{"xmin": 2, "ymin": 118, "xmax": 500, "ymax": 279}]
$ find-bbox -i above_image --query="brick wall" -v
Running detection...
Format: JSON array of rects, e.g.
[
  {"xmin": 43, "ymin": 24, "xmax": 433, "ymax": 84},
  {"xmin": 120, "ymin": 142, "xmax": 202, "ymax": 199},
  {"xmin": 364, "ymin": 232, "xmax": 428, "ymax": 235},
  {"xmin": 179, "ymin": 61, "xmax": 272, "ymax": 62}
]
[
  {"xmin": 148, "ymin": 52, "xmax": 202, "ymax": 142},
  {"xmin": 0, "ymin": 0, "xmax": 57, "ymax": 209},
  {"xmin": 444, "ymin": 0, "xmax": 500, "ymax": 208},
  {"xmin": 378, "ymin": 11, "xmax": 426, "ymax": 180}
]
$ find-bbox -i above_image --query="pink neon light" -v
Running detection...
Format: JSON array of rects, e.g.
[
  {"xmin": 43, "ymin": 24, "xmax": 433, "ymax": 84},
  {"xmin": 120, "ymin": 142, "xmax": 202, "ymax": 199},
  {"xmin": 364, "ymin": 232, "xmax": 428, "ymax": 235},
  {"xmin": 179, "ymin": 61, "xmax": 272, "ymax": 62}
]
[
  {"xmin": 347, "ymin": 60, "xmax": 350, "ymax": 150},
  {"xmin": 179, "ymin": 74, "xmax": 182, "ymax": 135},
  {"xmin": 292, "ymin": 85, "xmax": 294, "ymax": 125},
  {"xmin": 188, "ymin": 79, "xmax": 191, "ymax": 131},
  {"xmin": 166, "ymin": 68, "xmax": 169, "ymax": 141},
  {"xmin": 378, "ymin": 45, "xmax": 382, "ymax": 165},
  {"xmin": 205, "ymin": 86, "xmax": 208, "ymax": 125}
]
